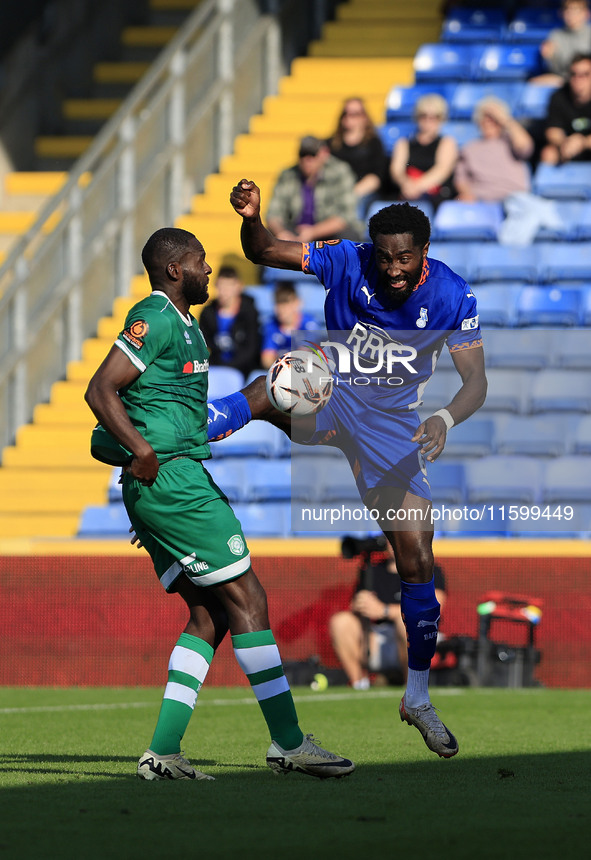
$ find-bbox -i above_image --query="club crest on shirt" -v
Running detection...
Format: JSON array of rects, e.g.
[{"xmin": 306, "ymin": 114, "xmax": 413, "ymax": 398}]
[
  {"xmin": 227, "ymin": 534, "xmax": 245, "ymax": 556},
  {"xmin": 122, "ymin": 320, "xmax": 149, "ymax": 349},
  {"xmin": 416, "ymin": 307, "xmax": 428, "ymax": 328}
]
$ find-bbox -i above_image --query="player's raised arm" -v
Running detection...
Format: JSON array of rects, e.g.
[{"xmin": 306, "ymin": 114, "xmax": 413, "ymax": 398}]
[{"xmin": 230, "ymin": 178, "xmax": 303, "ymax": 271}]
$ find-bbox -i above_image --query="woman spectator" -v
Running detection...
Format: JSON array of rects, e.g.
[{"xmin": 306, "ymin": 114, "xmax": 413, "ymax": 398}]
[
  {"xmin": 327, "ymin": 96, "xmax": 388, "ymax": 216},
  {"xmin": 389, "ymin": 93, "xmax": 458, "ymax": 210}
]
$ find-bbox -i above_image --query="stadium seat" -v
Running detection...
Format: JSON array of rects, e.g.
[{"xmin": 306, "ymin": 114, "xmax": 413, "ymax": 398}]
[
  {"xmin": 441, "ymin": 8, "xmax": 506, "ymax": 43},
  {"xmin": 573, "ymin": 201, "xmax": 591, "ymax": 240},
  {"xmin": 537, "ymin": 243, "xmax": 591, "ymax": 282},
  {"xmin": 377, "ymin": 121, "xmax": 415, "ymax": 155},
  {"xmin": 495, "ymin": 416, "xmax": 568, "ymax": 457},
  {"xmin": 385, "ymin": 83, "xmax": 456, "ymax": 121},
  {"xmin": 204, "ymin": 457, "xmax": 247, "ymax": 502},
  {"xmin": 289, "ymin": 279, "xmax": 326, "ymax": 324},
  {"xmin": 542, "ymin": 456, "xmax": 591, "ymax": 503},
  {"xmin": 291, "ymin": 454, "xmax": 329, "ymax": 501},
  {"xmin": 78, "ymin": 503, "xmax": 130, "ymax": 536},
  {"xmin": 515, "ymin": 286, "xmax": 584, "ymax": 327},
  {"xmin": 472, "ymin": 284, "xmax": 521, "ymax": 327},
  {"xmin": 535, "ymin": 201, "xmax": 583, "ymax": 240},
  {"xmin": 554, "ymin": 328, "xmax": 591, "ymax": 368},
  {"xmin": 319, "ymin": 457, "xmax": 361, "ymax": 503},
  {"xmin": 480, "ymin": 369, "xmax": 532, "ymax": 413},
  {"xmin": 440, "ymin": 121, "xmax": 480, "ymax": 147},
  {"xmin": 244, "ymin": 457, "xmax": 292, "ymax": 502},
  {"xmin": 583, "ymin": 287, "xmax": 591, "ymax": 325},
  {"xmin": 484, "ymin": 328, "xmax": 552, "ymax": 369},
  {"xmin": 108, "ymin": 468, "xmax": 123, "ymax": 502},
  {"xmin": 465, "ymin": 456, "xmax": 544, "ymax": 504},
  {"xmin": 434, "ymin": 503, "xmax": 506, "ymax": 537},
  {"xmin": 533, "ymin": 163, "xmax": 591, "ymax": 200},
  {"xmin": 243, "ymin": 285, "xmax": 275, "ymax": 320},
  {"xmin": 528, "ymin": 369, "xmax": 591, "ymax": 413},
  {"xmin": 477, "ymin": 44, "xmax": 543, "ymax": 81},
  {"xmin": 413, "ymin": 43, "xmax": 483, "ymax": 82},
  {"xmin": 431, "ymin": 200, "xmax": 503, "ymax": 241},
  {"xmin": 419, "ymin": 369, "xmax": 459, "ymax": 411},
  {"xmin": 572, "ymin": 415, "xmax": 591, "ymax": 454},
  {"xmin": 232, "ymin": 502, "xmax": 289, "ymax": 537},
  {"xmin": 471, "ymin": 244, "xmax": 538, "ymax": 283},
  {"xmin": 208, "ymin": 366, "xmax": 244, "ymax": 400},
  {"xmin": 449, "ymin": 82, "xmax": 523, "ymax": 120},
  {"xmin": 428, "ymin": 242, "xmax": 478, "ymax": 283},
  {"xmin": 428, "ymin": 461, "xmax": 465, "ymax": 504},
  {"xmin": 506, "ymin": 7, "xmax": 561, "ymax": 42},
  {"xmin": 443, "ymin": 418, "xmax": 495, "ymax": 457},
  {"xmin": 209, "ymin": 421, "xmax": 284, "ymax": 458},
  {"xmin": 515, "ymin": 84, "xmax": 559, "ymax": 120}
]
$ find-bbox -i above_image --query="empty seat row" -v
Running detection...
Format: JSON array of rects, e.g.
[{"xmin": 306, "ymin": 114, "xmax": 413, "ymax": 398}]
[
  {"xmin": 441, "ymin": 7, "xmax": 561, "ymax": 44},
  {"xmin": 413, "ymin": 42, "xmax": 544, "ymax": 83}
]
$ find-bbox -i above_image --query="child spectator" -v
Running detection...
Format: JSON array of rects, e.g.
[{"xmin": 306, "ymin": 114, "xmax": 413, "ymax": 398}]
[{"xmin": 261, "ymin": 282, "xmax": 319, "ymax": 369}]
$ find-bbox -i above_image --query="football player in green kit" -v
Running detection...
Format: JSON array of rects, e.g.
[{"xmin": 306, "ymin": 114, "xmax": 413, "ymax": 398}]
[{"xmin": 85, "ymin": 227, "xmax": 354, "ymax": 782}]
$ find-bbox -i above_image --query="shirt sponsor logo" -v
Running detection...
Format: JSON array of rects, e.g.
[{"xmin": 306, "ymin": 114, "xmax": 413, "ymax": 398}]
[
  {"xmin": 122, "ymin": 319, "xmax": 149, "ymax": 349},
  {"xmin": 461, "ymin": 315, "xmax": 479, "ymax": 331},
  {"xmin": 182, "ymin": 359, "xmax": 209, "ymax": 373}
]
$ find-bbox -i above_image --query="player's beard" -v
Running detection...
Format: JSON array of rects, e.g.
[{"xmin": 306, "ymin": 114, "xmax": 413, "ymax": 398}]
[
  {"xmin": 380, "ymin": 268, "xmax": 420, "ymax": 308},
  {"xmin": 183, "ymin": 269, "xmax": 209, "ymax": 305}
]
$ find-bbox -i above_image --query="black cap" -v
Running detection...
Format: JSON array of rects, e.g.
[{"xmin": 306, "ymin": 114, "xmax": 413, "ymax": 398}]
[{"xmin": 298, "ymin": 135, "xmax": 324, "ymax": 157}]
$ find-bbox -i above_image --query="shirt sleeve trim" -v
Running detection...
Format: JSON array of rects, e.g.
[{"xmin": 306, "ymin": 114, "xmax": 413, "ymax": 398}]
[{"xmin": 115, "ymin": 339, "xmax": 146, "ymax": 372}]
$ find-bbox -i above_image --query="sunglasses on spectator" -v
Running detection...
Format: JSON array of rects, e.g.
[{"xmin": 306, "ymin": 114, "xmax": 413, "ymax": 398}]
[
  {"xmin": 342, "ymin": 109, "xmax": 365, "ymax": 117},
  {"xmin": 417, "ymin": 112, "xmax": 443, "ymax": 119}
]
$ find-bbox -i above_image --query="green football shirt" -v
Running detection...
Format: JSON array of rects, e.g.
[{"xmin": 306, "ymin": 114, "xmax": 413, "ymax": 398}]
[{"xmin": 100, "ymin": 291, "xmax": 211, "ymax": 463}]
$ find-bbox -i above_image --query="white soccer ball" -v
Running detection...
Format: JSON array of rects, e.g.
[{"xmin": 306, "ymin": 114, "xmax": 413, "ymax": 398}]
[{"xmin": 266, "ymin": 347, "xmax": 333, "ymax": 416}]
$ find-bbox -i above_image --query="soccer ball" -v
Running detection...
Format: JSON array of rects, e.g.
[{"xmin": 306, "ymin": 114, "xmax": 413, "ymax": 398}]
[{"xmin": 266, "ymin": 347, "xmax": 333, "ymax": 416}]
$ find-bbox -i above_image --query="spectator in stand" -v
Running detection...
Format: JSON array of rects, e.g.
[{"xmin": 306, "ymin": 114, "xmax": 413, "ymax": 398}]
[
  {"xmin": 540, "ymin": 52, "xmax": 591, "ymax": 163},
  {"xmin": 531, "ymin": 0, "xmax": 591, "ymax": 86},
  {"xmin": 266, "ymin": 134, "xmax": 364, "ymax": 243},
  {"xmin": 199, "ymin": 266, "xmax": 261, "ymax": 380},
  {"xmin": 329, "ymin": 539, "xmax": 447, "ymax": 690},
  {"xmin": 389, "ymin": 93, "xmax": 458, "ymax": 211},
  {"xmin": 453, "ymin": 96, "xmax": 534, "ymax": 202},
  {"xmin": 260, "ymin": 282, "xmax": 319, "ymax": 369},
  {"xmin": 327, "ymin": 96, "xmax": 389, "ymax": 217}
]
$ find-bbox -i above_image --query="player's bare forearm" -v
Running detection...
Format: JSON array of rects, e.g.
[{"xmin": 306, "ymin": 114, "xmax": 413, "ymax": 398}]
[{"xmin": 230, "ymin": 178, "xmax": 303, "ymax": 270}]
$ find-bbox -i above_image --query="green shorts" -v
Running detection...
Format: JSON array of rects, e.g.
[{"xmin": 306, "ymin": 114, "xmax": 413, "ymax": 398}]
[{"xmin": 122, "ymin": 457, "xmax": 250, "ymax": 592}]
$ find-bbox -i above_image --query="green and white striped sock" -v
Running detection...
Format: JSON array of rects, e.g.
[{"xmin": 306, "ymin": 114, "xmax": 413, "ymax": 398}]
[
  {"xmin": 232, "ymin": 629, "xmax": 303, "ymax": 752},
  {"xmin": 149, "ymin": 633, "xmax": 214, "ymax": 755}
]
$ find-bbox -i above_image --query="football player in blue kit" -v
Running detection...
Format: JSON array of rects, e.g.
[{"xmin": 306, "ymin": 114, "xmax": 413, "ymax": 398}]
[{"xmin": 207, "ymin": 179, "xmax": 488, "ymax": 758}]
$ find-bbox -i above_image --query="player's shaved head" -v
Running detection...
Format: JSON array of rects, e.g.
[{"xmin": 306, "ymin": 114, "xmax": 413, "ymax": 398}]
[
  {"xmin": 368, "ymin": 202, "xmax": 430, "ymax": 249},
  {"xmin": 142, "ymin": 227, "xmax": 200, "ymax": 285}
]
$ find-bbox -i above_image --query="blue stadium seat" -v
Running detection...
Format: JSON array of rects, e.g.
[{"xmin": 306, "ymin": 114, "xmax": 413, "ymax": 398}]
[
  {"xmin": 443, "ymin": 418, "xmax": 496, "ymax": 457},
  {"xmin": 465, "ymin": 456, "xmax": 544, "ymax": 504},
  {"xmin": 573, "ymin": 201, "xmax": 591, "ymax": 240},
  {"xmin": 572, "ymin": 416, "xmax": 591, "ymax": 454},
  {"xmin": 535, "ymin": 201, "xmax": 583, "ymax": 240},
  {"xmin": 495, "ymin": 416, "xmax": 568, "ymax": 456},
  {"xmin": 428, "ymin": 461, "xmax": 465, "ymax": 504},
  {"xmin": 528, "ymin": 369, "xmax": 591, "ymax": 413},
  {"xmin": 244, "ymin": 457, "xmax": 293, "ymax": 502},
  {"xmin": 204, "ymin": 457, "xmax": 247, "ymax": 502},
  {"xmin": 449, "ymin": 82, "xmax": 524, "ymax": 120},
  {"xmin": 441, "ymin": 8, "xmax": 506, "ymax": 42},
  {"xmin": 477, "ymin": 44, "xmax": 543, "ymax": 81},
  {"xmin": 243, "ymin": 285, "xmax": 275, "ymax": 320},
  {"xmin": 290, "ymin": 279, "xmax": 326, "ymax": 324},
  {"xmin": 554, "ymin": 328, "xmax": 591, "ymax": 368},
  {"xmin": 533, "ymin": 163, "xmax": 591, "ymax": 199},
  {"xmin": 208, "ymin": 366, "xmax": 244, "ymax": 399},
  {"xmin": 377, "ymin": 121, "xmax": 415, "ymax": 155},
  {"xmin": 419, "ymin": 369, "xmax": 459, "ymax": 411},
  {"xmin": 428, "ymin": 241, "xmax": 478, "ymax": 283},
  {"xmin": 473, "ymin": 284, "xmax": 521, "ymax": 327},
  {"xmin": 431, "ymin": 200, "xmax": 503, "ymax": 241},
  {"xmin": 108, "ymin": 468, "xmax": 123, "ymax": 502},
  {"xmin": 291, "ymin": 454, "xmax": 329, "ymax": 501},
  {"xmin": 434, "ymin": 503, "xmax": 506, "ymax": 537},
  {"xmin": 471, "ymin": 244, "xmax": 538, "ymax": 283},
  {"xmin": 537, "ymin": 243, "xmax": 591, "ymax": 282},
  {"xmin": 385, "ymin": 83, "xmax": 456, "ymax": 121},
  {"xmin": 78, "ymin": 503, "xmax": 131, "ymax": 537},
  {"xmin": 515, "ymin": 84, "xmax": 559, "ymax": 120},
  {"xmin": 506, "ymin": 8, "xmax": 562, "ymax": 42},
  {"xmin": 515, "ymin": 286, "xmax": 584, "ymax": 326},
  {"xmin": 233, "ymin": 502, "xmax": 289, "ymax": 537},
  {"xmin": 413, "ymin": 43, "xmax": 483, "ymax": 82},
  {"xmin": 542, "ymin": 456, "xmax": 591, "ymax": 503},
  {"xmin": 209, "ymin": 421, "xmax": 284, "ymax": 458},
  {"xmin": 440, "ymin": 120, "xmax": 480, "ymax": 147},
  {"xmin": 584, "ymin": 287, "xmax": 591, "ymax": 325},
  {"xmin": 484, "ymin": 328, "xmax": 551, "ymax": 369},
  {"xmin": 480, "ymin": 369, "xmax": 533, "ymax": 413},
  {"xmin": 319, "ymin": 458, "xmax": 360, "ymax": 503}
]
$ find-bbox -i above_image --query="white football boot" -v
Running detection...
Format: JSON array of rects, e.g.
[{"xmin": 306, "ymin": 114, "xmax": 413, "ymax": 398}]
[
  {"xmin": 399, "ymin": 696, "xmax": 459, "ymax": 758},
  {"xmin": 137, "ymin": 749, "xmax": 214, "ymax": 781},
  {"xmin": 266, "ymin": 733, "xmax": 355, "ymax": 779}
]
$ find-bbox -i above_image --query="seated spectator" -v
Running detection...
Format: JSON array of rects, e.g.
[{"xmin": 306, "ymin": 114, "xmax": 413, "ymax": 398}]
[
  {"xmin": 329, "ymin": 541, "xmax": 447, "ymax": 689},
  {"xmin": 199, "ymin": 265, "xmax": 261, "ymax": 380},
  {"xmin": 266, "ymin": 134, "xmax": 364, "ymax": 243},
  {"xmin": 326, "ymin": 96, "xmax": 389, "ymax": 217},
  {"xmin": 540, "ymin": 52, "xmax": 591, "ymax": 163},
  {"xmin": 261, "ymin": 282, "xmax": 319, "ymax": 369},
  {"xmin": 532, "ymin": 0, "xmax": 591, "ymax": 86},
  {"xmin": 453, "ymin": 96, "xmax": 534, "ymax": 201},
  {"xmin": 389, "ymin": 93, "xmax": 458, "ymax": 211}
]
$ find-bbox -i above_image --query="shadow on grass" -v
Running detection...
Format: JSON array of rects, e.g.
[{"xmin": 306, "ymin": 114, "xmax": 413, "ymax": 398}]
[{"xmin": 0, "ymin": 751, "xmax": 588, "ymax": 860}]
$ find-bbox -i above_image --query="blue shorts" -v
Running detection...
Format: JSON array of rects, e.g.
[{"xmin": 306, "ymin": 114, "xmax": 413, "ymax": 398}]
[{"xmin": 294, "ymin": 383, "xmax": 432, "ymax": 502}]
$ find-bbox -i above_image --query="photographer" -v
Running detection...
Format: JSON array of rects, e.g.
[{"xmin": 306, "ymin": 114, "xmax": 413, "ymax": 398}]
[{"xmin": 330, "ymin": 536, "xmax": 446, "ymax": 690}]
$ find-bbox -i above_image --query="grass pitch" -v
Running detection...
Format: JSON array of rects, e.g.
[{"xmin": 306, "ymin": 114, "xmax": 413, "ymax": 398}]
[{"xmin": 0, "ymin": 686, "xmax": 589, "ymax": 860}]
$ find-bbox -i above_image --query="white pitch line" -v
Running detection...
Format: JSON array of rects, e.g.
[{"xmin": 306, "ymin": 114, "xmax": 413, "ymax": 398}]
[{"xmin": 0, "ymin": 687, "xmax": 463, "ymax": 715}]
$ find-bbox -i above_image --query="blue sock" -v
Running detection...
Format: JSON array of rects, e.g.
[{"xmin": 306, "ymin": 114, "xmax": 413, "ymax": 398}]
[
  {"xmin": 207, "ymin": 392, "xmax": 252, "ymax": 441},
  {"xmin": 400, "ymin": 577, "xmax": 440, "ymax": 671}
]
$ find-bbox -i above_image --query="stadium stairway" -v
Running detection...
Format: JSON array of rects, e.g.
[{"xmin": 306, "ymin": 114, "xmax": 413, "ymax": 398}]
[{"xmin": 0, "ymin": 0, "xmax": 442, "ymax": 539}]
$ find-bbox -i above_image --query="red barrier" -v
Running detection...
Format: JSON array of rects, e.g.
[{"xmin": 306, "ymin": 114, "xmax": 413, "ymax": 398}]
[{"xmin": 0, "ymin": 555, "xmax": 589, "ymax": 687}]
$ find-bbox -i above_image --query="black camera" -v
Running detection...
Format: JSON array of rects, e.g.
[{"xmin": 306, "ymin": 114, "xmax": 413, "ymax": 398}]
[{"xmin": 340, "ymin": 534, "xmax": 388, "ymax": 559}]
